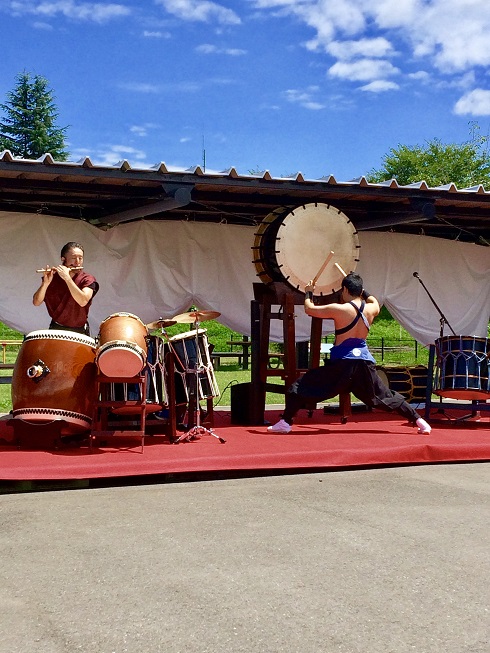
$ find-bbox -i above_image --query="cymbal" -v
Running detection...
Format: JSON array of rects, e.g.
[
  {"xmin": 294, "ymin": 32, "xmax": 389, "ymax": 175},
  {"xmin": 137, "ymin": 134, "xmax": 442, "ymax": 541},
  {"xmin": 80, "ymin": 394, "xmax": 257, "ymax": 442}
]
[
  {"xmin": 172, "ymin": 310, "xmax": 221, "ymax": 324},
  {"xmin": 146, "ymin": 319, "xmax": 177, "ymax": 330}
]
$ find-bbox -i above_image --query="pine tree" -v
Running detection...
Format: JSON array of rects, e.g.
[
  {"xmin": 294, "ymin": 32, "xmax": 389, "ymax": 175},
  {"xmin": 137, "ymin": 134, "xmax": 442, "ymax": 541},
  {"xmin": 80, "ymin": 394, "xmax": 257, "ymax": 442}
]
[{"xmin": 0, "ymin": 71, "xmax": 69, "ymax": 160}]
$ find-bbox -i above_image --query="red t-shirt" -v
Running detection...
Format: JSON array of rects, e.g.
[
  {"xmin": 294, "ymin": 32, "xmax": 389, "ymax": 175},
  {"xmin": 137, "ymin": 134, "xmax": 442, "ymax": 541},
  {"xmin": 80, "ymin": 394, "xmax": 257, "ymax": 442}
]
[{"xmin": 44, "ymin": 270, "xmax": 99, "ymax": 328}]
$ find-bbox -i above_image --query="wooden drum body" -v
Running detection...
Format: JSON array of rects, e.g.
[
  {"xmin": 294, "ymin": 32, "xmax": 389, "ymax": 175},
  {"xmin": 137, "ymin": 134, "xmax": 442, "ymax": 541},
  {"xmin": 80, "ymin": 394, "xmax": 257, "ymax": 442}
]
[
  {"xmin": 96, "ymin": 312, "xmax": 148, "ymax": 377},
  {"xmin": 434, "ymin": 335, "xmax": 490, "ymax": 400},
  {"xmin": 252, "ymin": 203, "xmax": 360, "ymax": 296},
  {"xmin": 11, "ymin": 330, "xmax": 97, "ymax": 433}
]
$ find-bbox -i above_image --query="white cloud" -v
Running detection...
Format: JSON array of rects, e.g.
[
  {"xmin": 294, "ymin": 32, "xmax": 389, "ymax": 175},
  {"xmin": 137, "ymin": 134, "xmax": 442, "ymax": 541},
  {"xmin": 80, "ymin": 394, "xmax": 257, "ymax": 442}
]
[
  {"xmin": 359, "ymin": 80, "xmax": 399, "ymax": 93},
  {"xmin": 72, "ymin": 144, "xmax": 149, "ymax": 167},
  {"xmin": 251, "ymin": 0, "xmax": 490, "ymax": 80},
  {"xmin": 7, "ymin": 0, "xmax": 131, "ymax": 23},
  {"xmin": 327, "ymin": 37, "xmax": 395, "ymax": 61},
  {"xmin": 407, "ymin": 71, "xmax": 430, "ymax": 83},
  {"xmin": 284, "ymin": 86, "xmax": 325, "ymax": 110},
  {"xmin": 32, "ymin": 20, "xmax": 54, "ymax": 29},
  {"xmin": 130, "ymin": 124, "xmax": 159, "ymax": 137},
  {"xmin": 196, "ymin": 43, "xmax": 247, "ymax": 55},
  {"xmin": 155, "ymin": 0, "xmax": 241, "ymax": 24},
  {"xmin": 119, "ymin": 80, "xmax": 229, "ymax": 94},
  {"xmin": 143, "ymin": 30, "xmax": 170, "ymax": 38},
  {"xmin": 407, "ymin": 0, "xmax": 490, "ymax": 73},
  {"xmin": 436, "ymin": 71, "xmax": 476, "ymax": 91},
  {"xmin": 328, "ymin": 59, "xmax": 399, "ymax": 83},
  {"xmin": 118, "ymin": 82, "xmax": 161, "ymax": 94},
  {"xmin": 454, "ymin": 89, "xmax": 490, "ymax": 116}
]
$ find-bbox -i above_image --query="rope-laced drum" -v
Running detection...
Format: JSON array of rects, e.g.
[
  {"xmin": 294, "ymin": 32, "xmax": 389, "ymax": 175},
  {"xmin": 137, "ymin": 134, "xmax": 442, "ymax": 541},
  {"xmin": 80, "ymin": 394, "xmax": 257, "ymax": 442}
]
[{"xmin": 252, "ymin": 203, "xmax": 360, "ymax": 296}]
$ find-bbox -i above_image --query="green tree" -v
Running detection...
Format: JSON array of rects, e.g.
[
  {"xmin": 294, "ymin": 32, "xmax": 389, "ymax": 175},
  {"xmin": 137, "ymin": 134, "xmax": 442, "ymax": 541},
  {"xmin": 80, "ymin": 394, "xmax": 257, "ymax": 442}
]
[
  {"xmin": 0, "ymin": 71, "xmax": 69, "ymax": 160},
  {"xmin": 367, "ymin": 123, "xmax": 490, "ymax": 188}
]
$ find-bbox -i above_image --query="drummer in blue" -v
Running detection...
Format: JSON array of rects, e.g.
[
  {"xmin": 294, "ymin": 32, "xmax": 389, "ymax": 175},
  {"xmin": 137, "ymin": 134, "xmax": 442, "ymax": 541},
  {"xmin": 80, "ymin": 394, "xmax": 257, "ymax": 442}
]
[
  {"xmin": 267, "ymin": 272, "xmax": 431, "ymax": 435},
  {"xmin": 33, "ymin": 242, "xmax": 99, "ymax": 337}
]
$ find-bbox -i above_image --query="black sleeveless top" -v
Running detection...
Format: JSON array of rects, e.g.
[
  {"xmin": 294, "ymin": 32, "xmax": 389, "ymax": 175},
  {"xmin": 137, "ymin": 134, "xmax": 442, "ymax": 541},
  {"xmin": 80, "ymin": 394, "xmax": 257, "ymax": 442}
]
[{"xmin": 334, "ymin": 300, "xmax": 370, "ymax": 336}]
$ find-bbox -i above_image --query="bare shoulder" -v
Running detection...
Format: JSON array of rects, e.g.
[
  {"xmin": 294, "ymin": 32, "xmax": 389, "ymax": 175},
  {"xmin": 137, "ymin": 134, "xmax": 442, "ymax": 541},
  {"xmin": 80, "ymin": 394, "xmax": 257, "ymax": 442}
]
[
  {"xmin": 365, "ymin": 296, "xmax": 380, "ymax": 317},
  {"xmin": 305, "ymin": 301, "xmax": 352, "ymax": 320}
]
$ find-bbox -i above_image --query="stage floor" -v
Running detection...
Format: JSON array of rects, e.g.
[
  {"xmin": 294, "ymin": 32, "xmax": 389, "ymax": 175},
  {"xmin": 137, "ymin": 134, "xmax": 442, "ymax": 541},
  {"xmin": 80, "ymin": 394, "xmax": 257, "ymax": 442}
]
[{"xmin": 1, "ymin": 405, "xmax": 489, "ymax": 483}]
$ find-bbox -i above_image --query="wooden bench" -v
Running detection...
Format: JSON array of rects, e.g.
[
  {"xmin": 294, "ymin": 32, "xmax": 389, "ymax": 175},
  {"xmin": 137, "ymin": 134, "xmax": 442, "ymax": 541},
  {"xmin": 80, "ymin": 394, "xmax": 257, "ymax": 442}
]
[
  {"xmin": 0, "ymin": 363, "xmax": 15, "ymax": 384},
  {"xmin": 1, "ymin": 340, "xmax": 22, "ymax": 385},
  {"xmin": 211, "ymin": 352, "xmax": 243, "ymax": 368}
]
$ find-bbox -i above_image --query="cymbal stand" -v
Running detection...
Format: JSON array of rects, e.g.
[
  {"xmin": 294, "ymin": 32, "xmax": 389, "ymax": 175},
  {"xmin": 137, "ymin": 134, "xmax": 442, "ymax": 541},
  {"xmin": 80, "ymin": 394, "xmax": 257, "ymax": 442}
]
[{"xmin": 174, "ymin": 317, "xmax": 225, "ymax": 444}]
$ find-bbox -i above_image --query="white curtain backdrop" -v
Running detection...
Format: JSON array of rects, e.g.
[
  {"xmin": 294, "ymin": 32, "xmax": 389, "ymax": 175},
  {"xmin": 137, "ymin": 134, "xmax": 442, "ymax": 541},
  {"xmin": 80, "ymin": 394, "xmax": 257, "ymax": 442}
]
[{"xmin": 0, "ymin": 212, "xmax": 488, "ymax": 345}]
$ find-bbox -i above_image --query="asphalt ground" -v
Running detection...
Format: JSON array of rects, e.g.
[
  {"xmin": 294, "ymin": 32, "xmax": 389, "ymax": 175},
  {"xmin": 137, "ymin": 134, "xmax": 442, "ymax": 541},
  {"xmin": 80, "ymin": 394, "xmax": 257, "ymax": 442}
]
[{"xmin": 0, "ymin": 463, "xmax": 488, "ymax": 653}]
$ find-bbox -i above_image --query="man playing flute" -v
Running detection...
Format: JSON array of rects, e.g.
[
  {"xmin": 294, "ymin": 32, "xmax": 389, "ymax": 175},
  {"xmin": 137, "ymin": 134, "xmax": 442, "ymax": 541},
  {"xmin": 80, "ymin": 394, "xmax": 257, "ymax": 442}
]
[
  {"xmin": 268, "ymin": 272, "xmax": 431, "ymax": 435},
  {"xmin": 33, "ymin": 242, "xmax": 99, "ymax": 336}
]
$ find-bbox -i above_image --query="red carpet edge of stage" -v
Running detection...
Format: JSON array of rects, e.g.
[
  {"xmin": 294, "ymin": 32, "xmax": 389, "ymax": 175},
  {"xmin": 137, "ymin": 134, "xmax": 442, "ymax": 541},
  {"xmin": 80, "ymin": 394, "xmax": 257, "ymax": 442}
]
[{"xmin": 1, "ymin": 408, "xmax": 489, "ymax": 482}]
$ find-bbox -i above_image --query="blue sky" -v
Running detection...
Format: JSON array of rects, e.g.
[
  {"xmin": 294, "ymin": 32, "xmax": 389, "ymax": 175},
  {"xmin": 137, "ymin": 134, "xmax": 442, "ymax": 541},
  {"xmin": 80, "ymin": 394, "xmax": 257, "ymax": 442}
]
[{"xmin": 1, "ymin": 0, "xmax": 490, "ymax": 180}]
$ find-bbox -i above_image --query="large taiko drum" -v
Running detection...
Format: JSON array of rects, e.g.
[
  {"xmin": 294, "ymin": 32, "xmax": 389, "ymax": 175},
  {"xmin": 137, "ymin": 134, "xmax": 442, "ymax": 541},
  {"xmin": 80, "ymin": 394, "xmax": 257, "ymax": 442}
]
[
  {"xmin": 11, "ymin": 330, "xmax": 97, "ymax": 433},
  {"xmin": 96, "ymin": 312, "xmax": 148, "ymax": 378},
  {"xmin": 167, "ymin": 329, "xmax": 220, "ymax": 403},
  {"xmin": 252, "ymin": 203, "xmax": 360, "ymax": 296},
  {"xmin": 434, "ymin": 335, "xmax": 490, "ymax": 400}
]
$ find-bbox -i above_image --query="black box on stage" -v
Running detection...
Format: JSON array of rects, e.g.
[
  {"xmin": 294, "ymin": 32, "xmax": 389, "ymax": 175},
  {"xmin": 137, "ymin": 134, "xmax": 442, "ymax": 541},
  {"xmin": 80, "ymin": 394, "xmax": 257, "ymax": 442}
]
[{"xmin": 231, "ymin": 382, "xmax": 265, "ymax": 425}]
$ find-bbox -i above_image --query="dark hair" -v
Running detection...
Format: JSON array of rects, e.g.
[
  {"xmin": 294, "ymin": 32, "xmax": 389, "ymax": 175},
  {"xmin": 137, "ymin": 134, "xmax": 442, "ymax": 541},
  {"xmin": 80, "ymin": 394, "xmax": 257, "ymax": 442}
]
[
  {"xmin": 341, "ymin": 272, "xmax": 363, "ymax": 297},
  {"xmin": 61, "ymin": 242, "xmax": 84, "ymax": 258}
]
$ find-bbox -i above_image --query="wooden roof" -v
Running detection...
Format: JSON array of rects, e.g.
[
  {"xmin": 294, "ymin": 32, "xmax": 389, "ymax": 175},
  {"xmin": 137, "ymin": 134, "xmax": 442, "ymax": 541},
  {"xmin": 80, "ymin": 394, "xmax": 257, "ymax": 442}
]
[{"xmin": 1, "ymin": 151, "xmax": 489, "ymax": 245}]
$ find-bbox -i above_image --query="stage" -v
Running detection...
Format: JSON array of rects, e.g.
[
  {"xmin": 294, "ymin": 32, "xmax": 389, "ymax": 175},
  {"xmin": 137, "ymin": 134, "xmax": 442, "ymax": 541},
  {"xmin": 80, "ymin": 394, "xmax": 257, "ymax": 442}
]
[{"xmin": 1, "ymin": 404, "xmax": 489, "ymax": 484}]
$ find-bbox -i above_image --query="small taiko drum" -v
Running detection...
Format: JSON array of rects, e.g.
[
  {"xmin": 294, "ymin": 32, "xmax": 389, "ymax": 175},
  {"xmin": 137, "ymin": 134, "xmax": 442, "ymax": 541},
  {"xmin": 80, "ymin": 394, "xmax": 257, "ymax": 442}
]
[
  {"xmin": 252, "ymin": 203, "xmax": 360, "ymax": 296},
  {"xmin": 109, "ymin": 335, "xmax": 168, "ymax": 415},
  {"xmin": 96, "ymin": 312, "xmax": 148, "ymax": 378},
  {"xmin": 11, "ymin": 330, "xmax": 97, "ymax": 433},
  {"xmin": 434, "ymin": 335, "xmax": 490, "ymax": 400}
]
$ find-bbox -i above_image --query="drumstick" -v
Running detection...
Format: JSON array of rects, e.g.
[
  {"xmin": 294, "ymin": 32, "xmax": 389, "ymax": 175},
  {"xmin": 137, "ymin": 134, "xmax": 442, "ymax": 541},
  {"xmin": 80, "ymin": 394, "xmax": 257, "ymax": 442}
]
[
  {"xmin": 36, "ymin": 267, "xmax": 83, "ymax": 273},
  {"xmin": 312, "ymin": 251, "xmax": 335, "ymax": 285},
  {"xmin": 335, "ymin": 262, "xmax": 348, "ymax": 277}
]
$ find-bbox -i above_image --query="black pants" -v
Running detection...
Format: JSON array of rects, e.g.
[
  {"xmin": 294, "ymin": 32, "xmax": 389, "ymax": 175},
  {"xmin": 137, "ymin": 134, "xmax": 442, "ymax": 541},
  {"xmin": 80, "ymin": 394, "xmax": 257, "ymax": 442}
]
[
  {"xmin": 49, "ymin": 320, "xmax": 90, "ymax": 337},
  {"xmin": 282, "ymin": 359, "xmax": 420, "ymax": 424}
]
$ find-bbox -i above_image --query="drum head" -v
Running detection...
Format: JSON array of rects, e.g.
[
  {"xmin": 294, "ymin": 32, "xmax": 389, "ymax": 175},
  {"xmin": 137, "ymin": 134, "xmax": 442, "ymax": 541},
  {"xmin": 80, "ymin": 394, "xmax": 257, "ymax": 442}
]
[
  {"xmin": 276, "ymin": 204, "xmax": 359, "ymax": 295},
  {"xmin": 169, "ymin": 328, "xmax": 207, "ymax": 342},
  {"xmin": 253, "ymin": 203, "xmax": 360, "ymax": 295},
  {"xmin": 96, "ymin": 341, "xmax": 146, "ymax": 377}
]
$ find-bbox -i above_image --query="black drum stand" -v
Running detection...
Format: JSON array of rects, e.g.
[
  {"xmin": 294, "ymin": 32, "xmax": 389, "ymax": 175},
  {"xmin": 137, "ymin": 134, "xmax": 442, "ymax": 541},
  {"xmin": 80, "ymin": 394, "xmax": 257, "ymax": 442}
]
[{"xmin": 174, "ymin": 317, "xmax": 225, "ymax": 444}]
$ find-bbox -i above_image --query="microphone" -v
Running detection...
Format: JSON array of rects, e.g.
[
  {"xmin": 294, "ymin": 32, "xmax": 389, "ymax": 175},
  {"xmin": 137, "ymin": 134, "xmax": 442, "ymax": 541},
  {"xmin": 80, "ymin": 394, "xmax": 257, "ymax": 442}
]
[{"xmin": 413, "ymin": 271, "xmax": 419, "ymax": 278}]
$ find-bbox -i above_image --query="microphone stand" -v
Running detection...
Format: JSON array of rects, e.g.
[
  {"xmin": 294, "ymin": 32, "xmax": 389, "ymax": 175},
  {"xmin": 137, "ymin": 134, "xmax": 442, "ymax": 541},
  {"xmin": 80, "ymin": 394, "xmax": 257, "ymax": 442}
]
[
  {"xmin": 413, "ymin": 272, "xmax": 467, "ymax": 421},
  {"xmin": 413, "ymin": 272, "xmax": 456, "ymax": 338}
]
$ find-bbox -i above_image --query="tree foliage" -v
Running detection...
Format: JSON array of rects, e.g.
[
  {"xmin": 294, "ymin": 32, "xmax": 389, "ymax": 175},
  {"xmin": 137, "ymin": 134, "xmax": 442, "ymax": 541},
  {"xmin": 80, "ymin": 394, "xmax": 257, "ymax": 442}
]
[
  {"xmin": 0, "ymin": 71, "xmax": 69, "ymax": 160},
  {"xmin": 367, "ymin": 123, "xmax": 490, "ymax": 188}
]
